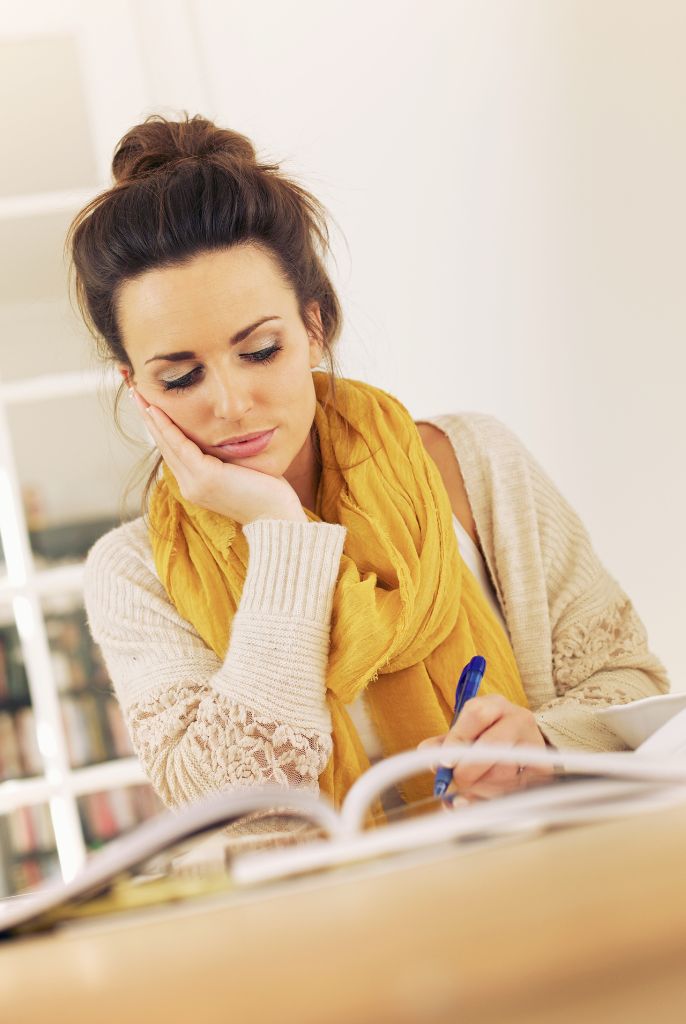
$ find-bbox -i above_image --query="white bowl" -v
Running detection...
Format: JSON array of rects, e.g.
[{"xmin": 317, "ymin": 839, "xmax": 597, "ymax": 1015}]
[{"xmin": 597, "ymin": 693, "xmax": 686, "ymax": 749}]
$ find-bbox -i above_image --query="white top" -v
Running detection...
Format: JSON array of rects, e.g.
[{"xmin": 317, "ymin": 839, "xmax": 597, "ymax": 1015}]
[{"xmin": 347, "ymin": 514, "xmax": 507, "ymax": 760}]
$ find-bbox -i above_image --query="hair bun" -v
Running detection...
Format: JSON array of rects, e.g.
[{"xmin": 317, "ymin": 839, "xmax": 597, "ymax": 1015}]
[{"xmin": 111, "ymin": 112, "xmax": 258, "ymax": 184}]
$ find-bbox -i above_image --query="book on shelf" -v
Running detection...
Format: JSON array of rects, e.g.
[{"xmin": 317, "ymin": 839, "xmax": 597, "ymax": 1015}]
[
  {"xmin": 0, "ymin": 708, "xmax": 43, "ymax": 781},
  {"xmin": 77, "ymin": 785, "xmax": 164, "ymax": 850},
  {"xmin": 6, "ymin": 805, "xmax": 54, "ymax": 855},
  {"xmin": 0, "ymin": 804, "xmax": 60, "ymax": 897},
  {"xmin": 60, "ymin": 692, "xmax": 109, "ymax": 767},
  {"xmin": 0, "ymin": 784, "xmax": 165, "ymax": 900},
  {"xmin": 1, "ymin": 605, "xmax": 134, "ymax": 780},
  {"xmin": 0, "ymin": 639, "xmax": 7, "ymax": 701},
  {"xmin": 0, "ymin": 626, "xmax": 29, "ymax": 704},
  {"xmin": 11, "ymin": 857, "xmax": 58, "ymax": 894},
  {"xmin": 102, "ymin": 694, "xmax": 135, "ymax": 757},
  {"xmin": 0, "ymin": 712, "xmax": 23, "ymax": 780},
  {"xmin": 0, "ymin": 624, "xmax": 41, "ymax": 783},
  {"xmin": 2, "ymin": 717, "xmax": 686, "ymax": 940},
  {"xmin": 13, "ymin": 707, "xmax": 42, "ymax": 776}
]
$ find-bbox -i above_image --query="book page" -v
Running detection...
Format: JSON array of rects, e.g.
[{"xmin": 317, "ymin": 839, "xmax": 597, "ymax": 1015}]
[{"xmin": 636, "ymin": 707, "xmax": 686, "ymax": 759}]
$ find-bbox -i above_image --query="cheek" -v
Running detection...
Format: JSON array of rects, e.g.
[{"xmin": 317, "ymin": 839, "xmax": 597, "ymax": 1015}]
[
  {"xmin": 140, "ymin": 386, "xmax": 206, "ymax": 436},
  {"xmin": 280, "ymin": 355, "xmax": 315, "ymax": 403}
]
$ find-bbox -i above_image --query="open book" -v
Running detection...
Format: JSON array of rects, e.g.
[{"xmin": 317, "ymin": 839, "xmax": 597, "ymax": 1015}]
[
  {"xmin": 3, "ymin": 741, "xmax": 686, "ymax": 939},
  {"xmin": 598, "ymin": 692, "xmax": 686, "ymax": 752}
]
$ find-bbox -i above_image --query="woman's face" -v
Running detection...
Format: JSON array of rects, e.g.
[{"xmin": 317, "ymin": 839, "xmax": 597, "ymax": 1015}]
[{"xmin": 116, "ymin": 244, "xmax": 324, "ymax": 488}]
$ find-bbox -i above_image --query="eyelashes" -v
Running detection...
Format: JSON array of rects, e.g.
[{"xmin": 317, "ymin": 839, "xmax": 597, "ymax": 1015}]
[{"xmin": 161, "ymin": 342, "xmax": 283, "ymax": 393}]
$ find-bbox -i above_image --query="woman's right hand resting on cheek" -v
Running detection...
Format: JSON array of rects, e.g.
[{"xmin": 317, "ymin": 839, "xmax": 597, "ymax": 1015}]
[{"xmin": 130, "ymin": 389, "xmax": 308, "ymax": 525}]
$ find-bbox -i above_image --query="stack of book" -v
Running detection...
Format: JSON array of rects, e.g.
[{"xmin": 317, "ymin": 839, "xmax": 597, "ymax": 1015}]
[
  {"xmin": 0, "ymin": 785, "xmax": 165, "ymax": 898},
  {"xmin": 46, "ymin": 607, "xmax": 134, "ymax": 767},
  {"xmin": 0, "ymin": 626, "xmax": 37, "ymax": 782},
  {"xmin": 0, "ymin": 805, "xmax": 58, "ymax": 896},
  {"xmin": 0, "ymin": 585, "xmax": 159, "ymax": 897},
  {"xmin": 78, "ymin": 785, "xmax": 164, "ymax": 851}
]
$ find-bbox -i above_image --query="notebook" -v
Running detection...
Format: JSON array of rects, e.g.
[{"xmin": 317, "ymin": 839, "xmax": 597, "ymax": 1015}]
[
  {"xmin": 597, "ymin": 692, "xmax": 686, "ymax": 749},
  {"xmin": 3, "ymin": 741, "xmax": 686, "ymax": 939}
]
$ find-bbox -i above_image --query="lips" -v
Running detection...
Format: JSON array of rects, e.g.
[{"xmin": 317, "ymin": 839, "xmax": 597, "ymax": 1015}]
[
  {"xmin": 213, "ymin": 430, "xmax": 272, "ymax": 446},
  {"xmin": 212, "ymin": 428, "xmax": 276, "ymax": 458}
]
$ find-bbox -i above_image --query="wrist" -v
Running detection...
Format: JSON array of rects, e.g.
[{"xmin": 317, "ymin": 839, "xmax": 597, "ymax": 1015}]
[{"xmin": 250, "ymin": 507, "xmax": 308, "ymax": 524}]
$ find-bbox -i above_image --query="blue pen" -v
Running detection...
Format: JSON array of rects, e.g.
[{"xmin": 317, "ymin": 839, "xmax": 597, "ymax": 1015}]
[{"xmin": 433, "ymin": 655, "xmax": 487, "ymax": 798}]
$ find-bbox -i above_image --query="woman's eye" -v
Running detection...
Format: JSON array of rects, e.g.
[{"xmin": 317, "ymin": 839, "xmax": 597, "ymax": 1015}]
[
  {"xmin": 241, "ymin": 342, "xmax": 283, "ymax": 365},
  {"xmin": 162, "ymin": 367, "xmax": 203, "ymax": 392},
  {"xmin": 161, "ymin": 342, "xmax": 283, "ymax": 392}
]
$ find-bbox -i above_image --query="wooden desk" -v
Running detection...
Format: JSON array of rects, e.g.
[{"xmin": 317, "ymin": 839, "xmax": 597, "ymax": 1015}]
[{"xmin": 3, "ymin": 805, "xmax": 686, "ymax": 1024}]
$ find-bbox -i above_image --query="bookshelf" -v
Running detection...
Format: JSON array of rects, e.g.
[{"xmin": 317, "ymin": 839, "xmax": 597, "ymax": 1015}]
[
  {"xmin": 0, "ymin": 388, "xmax": 165, "ymax": 895},
  {"xmin": 0, "ymin": 14, "xmax": 196, "ymax": 896}
]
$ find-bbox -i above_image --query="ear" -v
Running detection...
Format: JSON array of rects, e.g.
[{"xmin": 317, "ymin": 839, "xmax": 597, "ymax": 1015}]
[
  {"xmin": 118, "ymin": 364, "xmax": 133, "ymax": 386},
  {"xmin": 305, "ymin": 301, "xmax": 325, "ymax": 368}
]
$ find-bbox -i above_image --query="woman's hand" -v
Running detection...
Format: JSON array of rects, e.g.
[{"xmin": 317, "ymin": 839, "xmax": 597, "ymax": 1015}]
[
  {"xmin": 417, "ymin": 694, "xmax": 554, "ymax": 802},
  {"xmin": 131, "ymin": 389, "xmax": 307, "ymax": 526}
]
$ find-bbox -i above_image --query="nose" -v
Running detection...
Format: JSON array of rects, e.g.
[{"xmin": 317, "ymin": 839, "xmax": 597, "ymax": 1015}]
[{"xmin": 210, "ymin": 370, "xmax": 253, "ymax": 422}]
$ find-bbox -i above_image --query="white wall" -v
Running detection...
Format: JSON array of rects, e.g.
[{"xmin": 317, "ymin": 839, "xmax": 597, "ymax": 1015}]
[{"xmin": 2, "ymin": 0, "xmax": 683, "ymax": 686}]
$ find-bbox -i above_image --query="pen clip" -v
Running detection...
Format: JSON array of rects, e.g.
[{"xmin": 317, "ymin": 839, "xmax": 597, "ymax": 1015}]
[
  {"xmin": 453, "ymin": 655, "xmax": 486, "ymax": 721},
  {"xmin": 450, "ymin": 661, "xmax": 471, "ymax": 727}
]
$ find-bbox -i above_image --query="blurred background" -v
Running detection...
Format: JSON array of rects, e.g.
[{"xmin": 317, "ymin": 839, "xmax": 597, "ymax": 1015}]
[{"xmin": 0, "ymin": 0, "xmax": 684, "ymax": 894}]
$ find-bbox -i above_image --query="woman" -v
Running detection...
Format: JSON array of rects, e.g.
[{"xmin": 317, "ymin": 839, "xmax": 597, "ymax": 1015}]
[{"xmin": 73, "ymin": 114, "xmax": 669, "ymax": 813}]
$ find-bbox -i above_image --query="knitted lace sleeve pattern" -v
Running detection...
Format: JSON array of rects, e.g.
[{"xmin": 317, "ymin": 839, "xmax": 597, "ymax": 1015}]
[
  {"xmin": 83, "ymin": 517, "xmax": 344, "ymax": 809},
  {"xmin": 125, "ymin": 682, "xmax": 332, "ymax": 807},
  {"xmin": 534, "ymin": 576, "xmax": 671, "ymax": 750}
]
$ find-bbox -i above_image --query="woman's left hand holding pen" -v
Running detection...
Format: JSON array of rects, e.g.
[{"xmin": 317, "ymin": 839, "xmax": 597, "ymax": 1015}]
[{"xmin": 417, "ymin": 694, "xmax": 554, "ymax": 801}]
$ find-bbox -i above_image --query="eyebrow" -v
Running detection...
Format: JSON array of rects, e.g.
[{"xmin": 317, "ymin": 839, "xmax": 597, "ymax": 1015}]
[{"xmin": 144, "ymin": 316, "xmax": 282, "ymax": 364}]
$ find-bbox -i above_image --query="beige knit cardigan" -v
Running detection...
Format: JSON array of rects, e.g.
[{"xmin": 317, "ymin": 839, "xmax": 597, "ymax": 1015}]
[{"xmin": 83, "ymin": 412, "xmax": 670, "ymax": 809}]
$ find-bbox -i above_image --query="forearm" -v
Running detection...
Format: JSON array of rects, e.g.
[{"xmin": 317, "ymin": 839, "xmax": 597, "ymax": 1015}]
[
  {"xmin": 124, "ymin": 680, "xmax": 333, "ymax": 807},
  {"xmin": 535, "ymin": 667, "xmax": 668, "ymax": 752},
  {"xmin": 215, "ymin": 518, "xmax": 346, "ymax": 733},
  {"xmin": 85, "ymin": 518, "xmax": 346, "ymax": 808},
  {"xmin": 537, "ymin": 586, "xmax": 670, "ymax": 752}
]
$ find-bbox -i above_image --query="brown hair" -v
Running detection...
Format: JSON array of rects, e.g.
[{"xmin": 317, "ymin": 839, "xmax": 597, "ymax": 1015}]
[{"xmin": 65, "ymin": 112, "xmax": 345, "ymax": 517}]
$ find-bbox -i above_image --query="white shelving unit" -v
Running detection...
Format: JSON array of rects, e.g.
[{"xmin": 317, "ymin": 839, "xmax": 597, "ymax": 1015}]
[
  {"xmin": 0, "ymin": 6, "xmax": 208, "ymax": 891},
  {"xmin": 0, "ymin": 367, "xmax": 148, "ymax": 883}
]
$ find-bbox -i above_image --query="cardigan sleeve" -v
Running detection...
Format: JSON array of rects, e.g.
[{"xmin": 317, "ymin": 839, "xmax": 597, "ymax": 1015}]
[
  {"xmin": 519, "ymin": 433, "xmax": 670, "ymax": 751},
  {"xmin": 534, "ymin": 577, "xmax": 671, "ymax": 751},
  {"xmin": 427, "ymin": 412, "xmax": 671, "ymax": 753},
  {"xmin": 83, "ymin": 518, "xmax": 345, "ymax": 808}
]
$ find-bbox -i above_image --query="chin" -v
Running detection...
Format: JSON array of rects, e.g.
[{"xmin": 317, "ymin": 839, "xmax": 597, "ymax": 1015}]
[{"xmin": 214, "ymin": 449, "xmax": 283, "ymax": 474}]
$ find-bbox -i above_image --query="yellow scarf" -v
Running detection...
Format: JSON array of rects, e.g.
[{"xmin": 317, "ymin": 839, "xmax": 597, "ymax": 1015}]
[{"xmin": 148, "ymin": 373, "xmax": 528, "ymax": 808}]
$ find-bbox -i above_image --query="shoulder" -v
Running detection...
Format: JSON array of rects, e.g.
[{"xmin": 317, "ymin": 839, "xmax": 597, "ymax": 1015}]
[
  {"xmin": 420, "ymin": 412, "xmax": 605, "ymax": 596},
  {"xmin": 415, "ymin": 416, "xmax": 517, "ymax": 550},
  {"xmin": 415, "ymin": 411, "xmax": 569, "ymax": 564},
  {"xmin": 83, "ymin": 516, "xmax": 182, "ymax": 638},
  {"xmin": 84, "ymin": 516, "xmax": 156, "ymax": 587},
  {"xmin": 420, "ymin": 412, "xmax": 527, "ymax": 465},
  {"xmin": 417, "ymin": 411, "xmax": 549, "ymax": 507}
]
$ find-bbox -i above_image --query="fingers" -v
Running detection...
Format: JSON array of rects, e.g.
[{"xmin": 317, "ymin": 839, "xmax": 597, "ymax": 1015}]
[
  {"xmin": 416, "ymin": 735, "xmax": 446, "ymax": 772},
  {"xmin": 450, "ymin": 716, "xmax": 524, "ymax": 792},
  {"xmin": 130, "ymin": 388, "xmax": 205, "ymax": 485},
  {"xmin": 424, "ymin": 695, "xmax": 553, "ymax": 802},
  {"xmin": 129, "ymin": 387, "xmax": 149, "ymax": 412},
  {"xmin": 416, "ymin": 736, "xmax": 443, "ymax": 750},
  {"xmin": 441, "ymin": 694, "xmax": 510, "ymax": 753}
]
